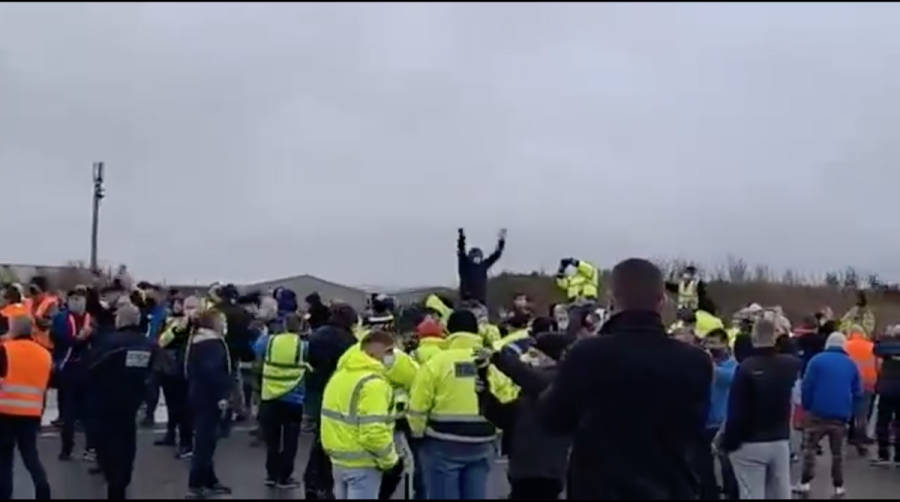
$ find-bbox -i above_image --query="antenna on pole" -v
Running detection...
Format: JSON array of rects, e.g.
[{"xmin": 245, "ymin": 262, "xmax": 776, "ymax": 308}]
[{"xmin": 91, "ymin": 162, "xmax": 105, "ymax": 273}]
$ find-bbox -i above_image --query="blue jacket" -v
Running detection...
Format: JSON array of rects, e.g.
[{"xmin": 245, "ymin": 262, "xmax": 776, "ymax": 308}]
[
  {"xmin": 802, "ymin": 347, "xmax": 861, "ymax": 421},
  {"xmin": 707, "ymin": 357, "xmax": 737, "ymax": 429},
  {"xmin": 145, "ymin": 304, "xmax": 168, "ymax": 342}
]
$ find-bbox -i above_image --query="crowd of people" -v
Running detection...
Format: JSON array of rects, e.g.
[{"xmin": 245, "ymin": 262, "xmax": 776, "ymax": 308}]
[{"xmin": 1, "ymin": 231, "xmax": 899, "ymax": 500}]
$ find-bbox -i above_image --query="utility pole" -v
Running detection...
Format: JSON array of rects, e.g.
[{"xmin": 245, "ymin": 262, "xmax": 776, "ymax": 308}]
[{"xmin": 90, "ymin": 162, "xmax": 105, "ymax": 273}]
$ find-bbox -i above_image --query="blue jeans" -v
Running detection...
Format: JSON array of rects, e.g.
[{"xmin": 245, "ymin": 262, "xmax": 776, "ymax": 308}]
[
  {"xmin": 332, "ymin": 466, "xmax": 382, "ymax": 500},
  {"xmin": 422, "ymin": 439, "xmax": 493, "ymax": 500}
]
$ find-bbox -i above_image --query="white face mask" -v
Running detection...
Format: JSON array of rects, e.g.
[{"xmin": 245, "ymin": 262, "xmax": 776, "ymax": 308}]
[
  {"xmin": 565, "ymin": 265, "xmax": 577, "ymax": 277},
  {"xmin": 382, "ymin": 353, "xmax": 396, "ymax": 368}
]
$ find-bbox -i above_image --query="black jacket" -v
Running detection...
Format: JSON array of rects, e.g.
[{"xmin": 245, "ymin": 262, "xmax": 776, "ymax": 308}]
[
  {"xmin": 86, "ymin": 326, "xmax": 154, "ymax": 415},
  {"xmin": 796, "ymin": 330, "xmax": 828, "ymax": 372},
  {"xmin": 185, "ymin": 329, "xmax": 233, "ymax": 410},
  {"xmin": 305, "ymin": 324, "xmax": 358, "ymax": 415},
  {"xmin": 874, "ymin": 339, "xmax": 900, "ymax": 397},
  {"xmin": 306, "ymin": 295, "xmax": 330, "ymax": 330},
  {"xmin": 481, "ymin": 349, "xmax": 570, "ymax": 483},
  {"xmin": 721, "ymin": 347, "xmax": 801, "ymax": 452},
  {"xmin": 457, "ymin": 233, "xmax": 504, "ymax": 305},
  {"xmin": 537, "ymin": 311, "xmax": 712, "ymax": 500},
  {"xmin": 216, "ymin": 300, "xmax": 255, "ymax": 363}
]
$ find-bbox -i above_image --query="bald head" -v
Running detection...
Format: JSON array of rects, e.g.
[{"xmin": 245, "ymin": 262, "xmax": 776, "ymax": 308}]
[{"xmin": 611, "ymin": 258, "xmax": 664, "ymax": 312}]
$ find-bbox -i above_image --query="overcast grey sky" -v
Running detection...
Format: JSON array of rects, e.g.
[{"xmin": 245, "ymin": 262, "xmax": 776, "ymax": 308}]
[{"xmin": 2, "ymin": 2, "xmax": 899, "ymax": 288}]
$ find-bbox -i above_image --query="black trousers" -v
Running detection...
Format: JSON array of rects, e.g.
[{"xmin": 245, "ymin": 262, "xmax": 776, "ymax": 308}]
[
  {"xmin": 0, "ymin": 415, "xmax": 51, "ymax": 499},
  {"xmin": 189, "ymin": 403, "xmax": 221, "ymax": 489},
  {"xmin": 303, "ymin": 426, "xmax": 334, "ymax": 499},
  {"xmin": 60, "ymin": 364, "xmax": 95, "ymax": 455},
  {"xmin": 697, "ymin": 427, "xmax": 738, "ymax": 500},
  {"xmin": 160, "ymin": 374, "xmax": 193, "ymax": 448},
  {"xmin": 95, "ymin": 409, "xmax": 138, "ymax": 499},
  {"xmin": 259, "ymin": 400, "xmax": 303, "ymax": 482},
  {"xmin": 876, "ymin": 394, "xmax": 900, "ymax": 461},
  {"xmin": 509, "ymin": 478, "xmax": 563, "ymax": 500}
]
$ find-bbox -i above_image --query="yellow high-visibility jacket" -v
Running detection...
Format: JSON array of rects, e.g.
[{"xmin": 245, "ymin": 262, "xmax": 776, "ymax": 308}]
[
  {"xmin": 338, "ymin": 343, "xmax": 419, "ymax": 420},
  {"xmin": 479, "ymin": 323, "xmax": 502, "ymax": 347},
  {"xmin": 493, "ymin": 329, "xmax": 530, "ymax": 351},
  {"xmin": 425, "ymin": 294, "xmax": 452, "ymax": 326},
  {"xmin": 321, "ymin": 348, "xmax": 398, "ymax": 470},
  {"xmin": 413, "ymin": 337, "xmax": 446, "ymax": 365},
  {"xmin": 408, "ymin": 332, "xmax": 518, "ymax": 443},
  {"xmin": 556, "ymin": 260, "xmax": 599, "ymax": 301},
  {"xmin": 695, "ymin": 311, "xmax": 725, "ymax": 338}
]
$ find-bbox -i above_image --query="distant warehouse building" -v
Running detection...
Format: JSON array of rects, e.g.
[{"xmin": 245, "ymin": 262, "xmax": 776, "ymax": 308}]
[{"xmin": 247, "ymin": 274, "xmax": 370, "ymax": 311}]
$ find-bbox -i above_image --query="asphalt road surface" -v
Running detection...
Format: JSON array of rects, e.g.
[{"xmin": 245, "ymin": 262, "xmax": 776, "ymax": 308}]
[{"xmin": 10, "ymin": 426, "xmax": 900, "ymax": 499}]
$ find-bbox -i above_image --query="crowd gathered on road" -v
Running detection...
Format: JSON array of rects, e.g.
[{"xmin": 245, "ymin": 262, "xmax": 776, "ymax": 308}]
[{"xmin": 2, "ymin": 228, "xmax": 900, "ymax": 500}]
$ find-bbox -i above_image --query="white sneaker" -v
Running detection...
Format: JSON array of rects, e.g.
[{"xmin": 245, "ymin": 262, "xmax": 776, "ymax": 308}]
[
  {"xmin": 792, "ymin": 483, "xmax": 811, "ymax": 494},
  {"xmin": 833, "ymin": 486, "xmax": 846, "ymax": 498}
]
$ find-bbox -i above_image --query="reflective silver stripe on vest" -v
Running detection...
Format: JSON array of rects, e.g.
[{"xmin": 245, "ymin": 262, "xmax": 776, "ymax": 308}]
[
  {"xmin": 0, "ymin": 398, "xmax": 42, "ymax": 410},
  {"xmin": 427, "ymin": 413, "xmax": 489, "ymax": 423},
  {"xmin": 424, "ymin": 427, "xmax": 496, "ymax": 443},
  {"xmin": 0, "ymin": 384, "xmax": 44, "ymax": 395},
  {"xmin": 407, "ymin": 410, "xmax": 427, "ymax": 417},
  {"xmin": 321, "ymin": 374, "xmax": 392, "ymax": 426}
]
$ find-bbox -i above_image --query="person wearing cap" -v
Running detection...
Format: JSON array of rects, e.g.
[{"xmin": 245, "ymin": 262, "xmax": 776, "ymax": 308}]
[
  {"xmin": 794, "ymin": 333, "xmax": 861, "ymax": 498},
  {"xmin": 720, "ymin": 315, "xmax": 801, "ymax": 500},
  {"xmin": 412, "ymin": 319, "xmax": 445, "ymax": 365}
]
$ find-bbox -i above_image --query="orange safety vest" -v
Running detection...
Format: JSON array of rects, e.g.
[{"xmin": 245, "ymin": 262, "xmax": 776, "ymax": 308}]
[
  {"xmin": 0, "ymin": 338, "xmax": 52, "ymax": 417},
  {"xmin": 1, "ymin": 303, "xmax": 28, "ymax": 336},
  {"xmin": 25, "ymin": 295, "xmax": 58, "ymax": 350},
  {"xmin": 846, "ymin": 332, "xmax": 877, "ymax": 392}
]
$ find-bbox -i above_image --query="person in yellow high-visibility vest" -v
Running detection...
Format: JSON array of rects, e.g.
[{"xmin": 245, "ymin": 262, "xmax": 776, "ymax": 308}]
[
  {"xmin": 555, "ymin": 258, "xmax": 599, "ymax": 303},
  {"xmin": 253, "ymin": 313, "xmax": 309, "ymax": 489}
]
